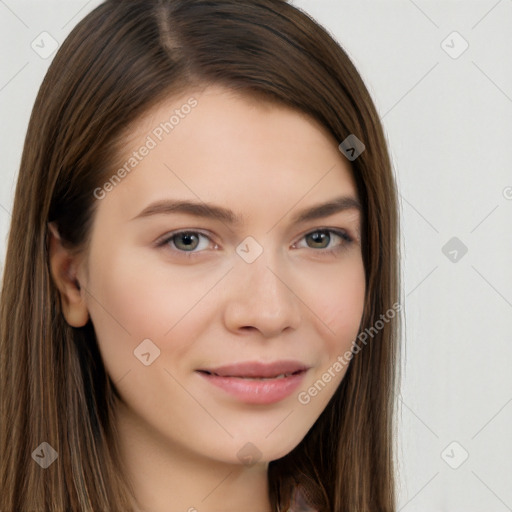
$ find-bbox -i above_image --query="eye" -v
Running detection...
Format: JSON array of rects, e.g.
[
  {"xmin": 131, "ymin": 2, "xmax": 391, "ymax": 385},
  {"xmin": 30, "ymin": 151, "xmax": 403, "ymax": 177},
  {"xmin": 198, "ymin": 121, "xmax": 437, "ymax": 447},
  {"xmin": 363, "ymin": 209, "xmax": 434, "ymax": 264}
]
[
  {"xmin": 293, "ymin": 228, "xmax": 353, "ymax": 254},
  {"xmin": 156, "ymin": 230, "xmax": 216, "ymax": 256},
  {"xmin": 155, "ymin": 227, "xmax": 354, "ymax": 259}
]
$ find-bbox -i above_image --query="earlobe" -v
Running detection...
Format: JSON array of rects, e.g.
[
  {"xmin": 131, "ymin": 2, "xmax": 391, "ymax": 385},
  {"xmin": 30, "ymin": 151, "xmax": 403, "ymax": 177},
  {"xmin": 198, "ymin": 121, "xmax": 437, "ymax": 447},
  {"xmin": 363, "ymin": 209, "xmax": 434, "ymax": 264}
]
[{"xmin": 47, "ymin": 222, "xmax": 90, "ymax": 328}]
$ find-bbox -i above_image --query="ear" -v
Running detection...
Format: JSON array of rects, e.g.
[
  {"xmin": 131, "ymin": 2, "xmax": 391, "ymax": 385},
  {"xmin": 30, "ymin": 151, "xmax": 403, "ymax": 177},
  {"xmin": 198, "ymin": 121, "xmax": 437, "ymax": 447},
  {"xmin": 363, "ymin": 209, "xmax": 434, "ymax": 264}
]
[{"xmin": 48, "ymin": 222, "xmax": 90, "ymax": 327}]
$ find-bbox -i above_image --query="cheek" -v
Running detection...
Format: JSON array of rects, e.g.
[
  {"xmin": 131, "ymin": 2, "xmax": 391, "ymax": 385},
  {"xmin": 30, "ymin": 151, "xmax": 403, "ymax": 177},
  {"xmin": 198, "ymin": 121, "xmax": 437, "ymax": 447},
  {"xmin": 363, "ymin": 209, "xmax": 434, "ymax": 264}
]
[
  {"xmin": 84, "ymin": 247, "xmax": 221, "ymax": 375},
  {"xmin": 293, "ymin": 259, "xmax": 365, "ymax": 415},
  {"xmin": 308, "ymin": 257, "xmax": 366, "ymax": 352}
]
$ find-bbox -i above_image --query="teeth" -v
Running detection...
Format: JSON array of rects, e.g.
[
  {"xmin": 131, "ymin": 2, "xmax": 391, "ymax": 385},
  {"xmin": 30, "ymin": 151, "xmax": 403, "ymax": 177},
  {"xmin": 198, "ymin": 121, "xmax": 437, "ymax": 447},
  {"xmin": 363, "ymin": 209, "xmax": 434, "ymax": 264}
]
[
  {"xmin": 232, "ymin": 372, "xmax": 290, "ymax": 380},
  {"xmin": 203, "ymin": 370, "xmax": 301, "ymax": 379}
]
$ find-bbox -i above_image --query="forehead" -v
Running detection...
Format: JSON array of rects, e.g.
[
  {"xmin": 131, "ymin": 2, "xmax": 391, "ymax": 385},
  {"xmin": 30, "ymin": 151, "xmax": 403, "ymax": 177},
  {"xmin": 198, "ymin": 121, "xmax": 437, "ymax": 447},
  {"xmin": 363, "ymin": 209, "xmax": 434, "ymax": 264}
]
[{"xmin": 98, "ymin": 84, "xmax": 359, "ymax": 223}]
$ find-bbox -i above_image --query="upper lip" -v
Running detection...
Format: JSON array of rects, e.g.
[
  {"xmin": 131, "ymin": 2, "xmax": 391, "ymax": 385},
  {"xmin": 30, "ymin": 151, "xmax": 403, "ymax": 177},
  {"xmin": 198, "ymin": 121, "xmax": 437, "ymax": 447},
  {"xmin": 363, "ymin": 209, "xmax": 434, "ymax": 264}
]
[{"xmin": 197, "ymin": 360, "xmax": 310, "ymax": 378}]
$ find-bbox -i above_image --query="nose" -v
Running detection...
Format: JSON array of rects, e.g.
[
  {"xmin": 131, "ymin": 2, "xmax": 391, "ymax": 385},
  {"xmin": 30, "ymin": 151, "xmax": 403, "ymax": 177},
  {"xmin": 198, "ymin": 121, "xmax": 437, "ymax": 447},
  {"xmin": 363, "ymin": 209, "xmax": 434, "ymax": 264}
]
[{"xmin": 222, "ymin": 253, "xmax": 301, "ymax": 338}]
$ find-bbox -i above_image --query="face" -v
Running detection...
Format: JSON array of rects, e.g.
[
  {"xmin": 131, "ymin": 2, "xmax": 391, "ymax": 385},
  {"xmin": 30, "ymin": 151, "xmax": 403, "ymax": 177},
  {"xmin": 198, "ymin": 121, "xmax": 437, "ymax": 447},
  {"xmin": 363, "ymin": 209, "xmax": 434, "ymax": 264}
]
[{"xmin": 71, "ymin": 85, "xmax": 365, "ymax": 465}]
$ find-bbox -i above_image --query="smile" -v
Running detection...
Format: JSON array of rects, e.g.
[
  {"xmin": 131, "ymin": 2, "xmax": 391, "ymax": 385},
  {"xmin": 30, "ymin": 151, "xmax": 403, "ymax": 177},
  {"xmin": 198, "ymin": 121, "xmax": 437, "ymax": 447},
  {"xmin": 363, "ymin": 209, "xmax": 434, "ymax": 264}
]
[{"xmin": 195, "ymin": 368, "xmax": 308, "ymax": 405}]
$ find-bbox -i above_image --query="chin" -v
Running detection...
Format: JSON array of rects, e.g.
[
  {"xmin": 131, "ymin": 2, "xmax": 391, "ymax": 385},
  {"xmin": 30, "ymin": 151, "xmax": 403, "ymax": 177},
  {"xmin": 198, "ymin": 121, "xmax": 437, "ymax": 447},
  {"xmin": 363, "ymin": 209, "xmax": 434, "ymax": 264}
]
[{"xmin": 225, "ymin": 431, "xmax": 307, "ymax": 466}]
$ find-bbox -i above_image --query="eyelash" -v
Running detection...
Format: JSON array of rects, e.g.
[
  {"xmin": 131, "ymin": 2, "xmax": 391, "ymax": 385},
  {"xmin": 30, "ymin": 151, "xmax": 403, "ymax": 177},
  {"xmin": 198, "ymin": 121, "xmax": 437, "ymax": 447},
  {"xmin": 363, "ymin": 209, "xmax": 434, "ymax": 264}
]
[{"xmin": 155, "ymin": 228, "xmax": 354, "ymax": 259}]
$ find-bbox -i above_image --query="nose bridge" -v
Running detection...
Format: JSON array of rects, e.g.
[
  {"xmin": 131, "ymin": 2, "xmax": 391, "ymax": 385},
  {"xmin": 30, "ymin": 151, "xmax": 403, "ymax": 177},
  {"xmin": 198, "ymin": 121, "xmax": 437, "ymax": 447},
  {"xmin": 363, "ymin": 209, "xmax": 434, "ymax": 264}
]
[
  {"xmin": 248, "ymin": 255, "xmax": 288, "ymax": 305},
  {"xmin": 223, "ymin": 243, "xmax": 301, "ymax": 335}
]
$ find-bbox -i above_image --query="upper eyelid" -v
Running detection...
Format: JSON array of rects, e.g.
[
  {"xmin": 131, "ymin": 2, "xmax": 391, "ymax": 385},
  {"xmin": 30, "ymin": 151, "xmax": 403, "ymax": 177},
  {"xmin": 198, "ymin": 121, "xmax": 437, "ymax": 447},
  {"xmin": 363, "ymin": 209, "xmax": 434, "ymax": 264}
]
[
  {"xmin": 156, "ymin": 229, "xmax": 214, "ymax": 246},
  {"xmin": 293, "ymin": 226, "xmax": 353, "ymax": 243}
]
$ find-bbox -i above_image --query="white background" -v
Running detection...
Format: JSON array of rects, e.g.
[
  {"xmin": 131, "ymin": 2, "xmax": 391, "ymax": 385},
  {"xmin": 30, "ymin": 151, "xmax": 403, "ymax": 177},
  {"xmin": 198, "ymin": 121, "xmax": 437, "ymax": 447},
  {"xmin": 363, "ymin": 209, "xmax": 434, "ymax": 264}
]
[{"xmin": 1, "ymin": 1, "xmax": 511, "ymax": 510}]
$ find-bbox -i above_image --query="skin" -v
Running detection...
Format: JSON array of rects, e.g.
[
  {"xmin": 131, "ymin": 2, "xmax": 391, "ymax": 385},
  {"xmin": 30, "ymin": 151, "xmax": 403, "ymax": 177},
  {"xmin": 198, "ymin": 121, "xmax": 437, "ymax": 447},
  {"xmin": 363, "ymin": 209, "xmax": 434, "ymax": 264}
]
[{"xmin": 49, "ymin": 85, "xmax": 366, "ymax": 512}]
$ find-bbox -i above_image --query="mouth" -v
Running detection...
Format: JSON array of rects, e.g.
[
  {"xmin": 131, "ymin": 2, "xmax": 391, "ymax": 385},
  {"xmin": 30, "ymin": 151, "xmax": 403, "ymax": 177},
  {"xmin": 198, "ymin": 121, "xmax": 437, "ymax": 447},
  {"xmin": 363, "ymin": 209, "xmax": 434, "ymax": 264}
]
[
  {"xmin": 195, "ymin": 360, "xmax": 310, "ymax": 404},
  {"xmin": 196, "ymin": 360, "xmax": 310, "ymax": 379},
  {"xmin": 196, "ymin": 369, "xmax": 306, "ymax": 380}
]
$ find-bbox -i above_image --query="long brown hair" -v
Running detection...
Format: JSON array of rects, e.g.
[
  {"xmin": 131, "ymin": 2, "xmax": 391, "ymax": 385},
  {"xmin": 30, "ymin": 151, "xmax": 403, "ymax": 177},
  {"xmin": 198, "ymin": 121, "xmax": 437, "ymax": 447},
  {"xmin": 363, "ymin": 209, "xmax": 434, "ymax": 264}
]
[{"xmin": 0, "ymin": 1, "xmax": 401, "ymax": 510}]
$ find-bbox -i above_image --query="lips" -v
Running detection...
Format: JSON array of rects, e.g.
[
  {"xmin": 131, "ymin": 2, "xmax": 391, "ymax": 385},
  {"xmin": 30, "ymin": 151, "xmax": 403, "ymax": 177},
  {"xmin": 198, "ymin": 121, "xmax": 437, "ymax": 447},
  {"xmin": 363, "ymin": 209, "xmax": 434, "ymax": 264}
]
[
  {"xmin": 195, "ymin": 360, "xmax": 310, "ymax": 404},
  {"xmin": 196, "ymin": 360, "xmax": 309, "ymax": 379}
]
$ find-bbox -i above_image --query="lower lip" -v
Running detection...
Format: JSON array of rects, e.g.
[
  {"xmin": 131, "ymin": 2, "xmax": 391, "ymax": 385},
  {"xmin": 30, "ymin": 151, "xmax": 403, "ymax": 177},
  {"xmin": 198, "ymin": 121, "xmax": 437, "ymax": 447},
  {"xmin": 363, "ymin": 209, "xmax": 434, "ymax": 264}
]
[{"xmin": 196, "ymin": 370, "xmax": 307, "ymax": 405}]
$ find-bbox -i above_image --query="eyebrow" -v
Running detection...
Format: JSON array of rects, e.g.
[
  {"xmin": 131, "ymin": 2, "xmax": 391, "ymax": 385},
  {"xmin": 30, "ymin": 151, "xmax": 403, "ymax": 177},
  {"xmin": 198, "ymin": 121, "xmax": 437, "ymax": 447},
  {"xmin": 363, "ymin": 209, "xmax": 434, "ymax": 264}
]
[{"xmin": 130, "ymin": 195, "xmax": 361, "ymax": 226}]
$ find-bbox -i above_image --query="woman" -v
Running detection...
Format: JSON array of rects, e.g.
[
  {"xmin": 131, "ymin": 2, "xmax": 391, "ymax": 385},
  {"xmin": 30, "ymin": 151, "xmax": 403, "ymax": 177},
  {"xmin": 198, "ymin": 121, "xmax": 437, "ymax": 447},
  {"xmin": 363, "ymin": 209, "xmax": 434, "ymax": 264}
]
[{"xmin": 0, "ymin": 1, "xmax": 401, "ymax": 510}]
